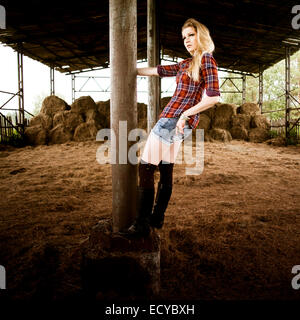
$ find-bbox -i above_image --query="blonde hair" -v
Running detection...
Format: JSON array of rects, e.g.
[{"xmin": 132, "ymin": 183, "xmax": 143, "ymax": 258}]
[{"xmin": 182, "ymin": 18, "xmax": 215, "ymax": 82}]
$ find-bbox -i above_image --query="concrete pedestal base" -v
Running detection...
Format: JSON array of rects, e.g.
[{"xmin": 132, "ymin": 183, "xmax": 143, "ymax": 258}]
[{"xmin": 81, "ymin": 219, "xmax": 160, "ymax": 300}]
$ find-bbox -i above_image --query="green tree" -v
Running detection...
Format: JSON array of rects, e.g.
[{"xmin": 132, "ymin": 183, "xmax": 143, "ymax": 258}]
[{"xmin": 221, "ymin": 49, "xmax": 300, "ymax": 121}]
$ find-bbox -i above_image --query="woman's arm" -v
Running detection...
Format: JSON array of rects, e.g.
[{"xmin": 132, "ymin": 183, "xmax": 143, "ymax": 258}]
[
  {"xmin": 176, "ymin": 95, "xmax": 220, "ymax": 134},
  {"xmin": 137, "ymin": 67, "xmax": 159, "ymax": 76},
  {"xmin": 183, "ymin": 94, "xmax": 220, "ymax": 117}
]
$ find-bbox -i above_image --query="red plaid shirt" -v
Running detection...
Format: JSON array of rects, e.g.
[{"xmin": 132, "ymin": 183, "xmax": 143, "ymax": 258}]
[{"xmin": 157, "ymin": 52, "xmax": 220, "ymax": 129}]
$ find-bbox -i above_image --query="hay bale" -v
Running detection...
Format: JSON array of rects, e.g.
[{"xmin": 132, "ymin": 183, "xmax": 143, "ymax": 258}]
[
  {"xmin": 248, "ymin": 127, "xmax": 270, "ymax": 143},
  {"xmin": 73, "ymin": 120, "xmax": 99, "ymax": 142},
  {"xmin": 48, "ymin": 124, "xmax": 73, "ymax": 144},
  {"xmin": 204, "ymin": 132, "xmax": 213, "ymax": 142},
  {"xmin": 230, "ymin": 126, "xmax": 248, "ymax": 140},
  {"xmin": 53, "ymin": 110, "xmax": 84, "ymax": 132},
  {"xmin": 202, "ymin": 104, "xmax": 217, "ymax": 120},
  {"xmin": 265, "ymin": 136, "xmax": 286, "ymax": 146},
  {"xmin": 29, "ymin": 113, "xmax": 53, "ymax": 130},
  {"xmin": 240, "ymin": 102, "xmax": 260, "ymax": 116},
  {"xmin": 251, "ymin": 115, "xmax": 271, "ymax": 129},
  {"xmin": 96, "ymin": 100, "xmax": 110, "ymax": 128},
  {"xmin": 24, "ymin": 125, "xmax": 47, "ymax": 145},
  {"xmin": 96, "ymin": 100, "xmax": 110, "ymax": 116},
  {"xmin": 40, "ymin": 95, "xmax": 69, "ymax": 116},
  {"xmin": 209, "ymin": 128, "xmax": 232, "ymax": 142},
  {"xmin": 71, "ymin": 96, "xmax": 97, "ymax": 116},
  {"xmin": 212, "ymin": 103, "xmax": 237, "ymax": 130},
  {"xmin": 198, "ymin": 113, "xmax": 211, "ymax": 131},
  {"xmin": 232, "ymin": 114, "xmax": 251, "ymax": 130},
  {"xmin": 85, "ymin": 109, "xmax": 103, "ymax": 128}
]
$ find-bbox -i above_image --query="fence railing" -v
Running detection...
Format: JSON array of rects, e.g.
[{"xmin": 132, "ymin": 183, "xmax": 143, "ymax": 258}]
[
  {"xmin": 0, "ymin": 111, "xmax": 30, "ymax": 143},
  {"xmin": 268, "ymin": 117, "xmax": 300, "ymax": 142}
]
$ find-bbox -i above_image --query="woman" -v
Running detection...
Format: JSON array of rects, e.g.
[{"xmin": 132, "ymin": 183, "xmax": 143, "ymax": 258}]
[{"xmin": 127, "ymin": 18, "xmax": 220, "ymax": 236}]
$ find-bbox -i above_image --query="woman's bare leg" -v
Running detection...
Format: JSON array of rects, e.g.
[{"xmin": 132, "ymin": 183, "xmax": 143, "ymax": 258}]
[
  {"xmin": 161, "ymin": 139, "xmax": 182, "ymax": 164},
  {"xmin": 141, "ymin": 133, "xmax": 183, "ymax": 165},
  {"xmin": 141, "ymin": 133, "xmax": 163, "ymax": 165}
]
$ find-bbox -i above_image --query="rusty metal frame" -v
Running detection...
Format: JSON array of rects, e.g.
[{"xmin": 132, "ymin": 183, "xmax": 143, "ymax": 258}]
[
  {"xmin": 262, "ymin": 45, "xmax": 300, "ymax": 142},
  {"xmin": 50, "ymin": 66, "xmax": 55, "ymax": 95},
  {"xmin": 0, "ymin": 48, "xmax": 34, "ymax": 141}
]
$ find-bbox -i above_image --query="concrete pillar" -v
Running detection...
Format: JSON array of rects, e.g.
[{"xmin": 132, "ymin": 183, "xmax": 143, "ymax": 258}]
[
  {"xmin": 109, "ymin": 0, "xmax": 138, "ymax": 232},
  {"xmin": 147, "ymin": 0, "xmax": 160, "ymax": 132}
]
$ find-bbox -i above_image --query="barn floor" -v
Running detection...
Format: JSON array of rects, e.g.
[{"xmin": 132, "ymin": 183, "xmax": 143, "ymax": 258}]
[{"xmin": 0, "ymin": 139, "xmax": 299, "ymax": 301}]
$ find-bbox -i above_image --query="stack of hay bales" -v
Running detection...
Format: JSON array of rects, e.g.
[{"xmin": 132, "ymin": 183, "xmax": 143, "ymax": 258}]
[
  {"xmin": 25, "ymin": 95, "xmax": 103, "ymax": 145},
  {"xmin": 209, "ymin": 103, "xmax": 236, "ymax": 142},
  {"xmin": 25, "ymin": 95, "xmax": 271, "ymax": 145},
  {"xmin": 25, "ymin": 95, "xmax": 149, "ymax": 145},
  {"xmin": 25, "ymin": 96, "xmax": 70, "ymax": 145},
  {"xmin": 197, "ymin": 102, "xmax": 271, "ymax": 143},
  {"xmin": 235, "ymin": 102, "xmax": 270, "ymax": 142}
]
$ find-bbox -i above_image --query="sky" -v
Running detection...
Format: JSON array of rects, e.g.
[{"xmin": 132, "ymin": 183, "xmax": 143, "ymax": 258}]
[{"xmin": 0, "ymin": 43, "xmax": 178, "ymax": 117}]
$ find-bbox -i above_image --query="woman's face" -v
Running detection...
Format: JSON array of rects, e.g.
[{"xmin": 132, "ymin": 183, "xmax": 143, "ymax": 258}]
[{"xmin": 182, "ymin": 26, "xmax": 198, "ymax": 55}]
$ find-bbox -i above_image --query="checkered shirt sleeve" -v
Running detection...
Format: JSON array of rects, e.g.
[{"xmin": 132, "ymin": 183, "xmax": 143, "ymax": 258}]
[
  {"xmin": 201, "ymin": 53, "xmax": 220, "ymax": 97},
  {"xmin": 157, "ymin": 63, "xmax": 180, "ymax": 77}
]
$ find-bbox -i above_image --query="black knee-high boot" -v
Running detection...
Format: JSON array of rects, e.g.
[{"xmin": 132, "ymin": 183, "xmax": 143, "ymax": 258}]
[
  {"xmin": 149, "ymin": 161, "xmax": 174, "ymax": 229},
  {"xmin": 127, "ymin": 162, "xmax": 156, "ymax": 236},
  {"xmin": 127, "ymin": 187, "xmax": 154, "ymax": 236}
]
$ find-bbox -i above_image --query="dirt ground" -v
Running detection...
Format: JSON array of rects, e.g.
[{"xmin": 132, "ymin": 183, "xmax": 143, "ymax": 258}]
[{"xmin": 0, "ymin": 139, "xmax": 300, "ymax": 301}]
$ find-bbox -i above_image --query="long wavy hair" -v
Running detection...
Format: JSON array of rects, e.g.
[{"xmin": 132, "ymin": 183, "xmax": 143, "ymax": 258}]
[{"xmin": 182, "ymin": 18, "xmax": 215, "ymax": 82}]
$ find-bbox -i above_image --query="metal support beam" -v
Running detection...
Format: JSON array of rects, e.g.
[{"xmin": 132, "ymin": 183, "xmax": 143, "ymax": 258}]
[
  {"xmin": 50, "ymin": 66, "xmax": 55, "ymax": 95},
  {"xmin": 285, "ymin": 46, "xmax": 291, "ymax": 141},
  {"xmin": 109, "ymin": 0, "xmax": 137, "ymax": 232},
  {"xmin": 219, "ymin": 75, "xmax": 245, "ymax": 103},
  {"xmin": 71, "ymin": 74, "xmax": 75, "ymax": 102},
  {"xmin": 258, "ymin": 65, "xmax": 263, "ymax": 112},
  {"xmin": 17, "ymin": 49, "xmax": 25, "ymax": 134},
  {"xmin": 147, "ymin": 0, "xmax": 160, "ymax": 133},
  {"xmin": 242, "ymin": 75, "xmax": 246, "ymax": 104}
]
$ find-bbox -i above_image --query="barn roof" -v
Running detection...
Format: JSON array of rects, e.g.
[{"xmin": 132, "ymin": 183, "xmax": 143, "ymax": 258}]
[{"xmin": 0, "ymin": 0, "xmax": 299, "ymax": 74}]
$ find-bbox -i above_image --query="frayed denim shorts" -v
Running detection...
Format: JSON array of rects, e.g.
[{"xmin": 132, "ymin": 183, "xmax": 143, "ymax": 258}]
[{"xmin": 151, "ymin": 117, "xmax": 192, "ymax": 145}]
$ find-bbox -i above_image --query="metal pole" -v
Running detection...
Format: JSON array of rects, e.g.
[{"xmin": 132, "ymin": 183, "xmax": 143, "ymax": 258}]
[
  {"xmin": 71, "ymin": 74, "xmax": 75, "ymax": 102},
  {"xmin": 147, "ymin": 0, "xmax": 160, "ymax": 133},
  {"xmin": 17, "ymin": 49, "xmax": 24, "ymax": 134},
  {"xmin": 242, "ymin": 75, "xmax": 246, "ymax": 104},
  {"xmin": 110, "ymin": 0, "xmax": 137, "ymax": 232},
  {"xmin": 285, "ymin": 46, "xmax": 291, "ymax": 141},
  {"xmin": 258, "ymin": 65, "xmax": 263, "ymax": 112},
  {"xmin": 50, "ymin": 66, "xmax": 55, "ymax": 95}
]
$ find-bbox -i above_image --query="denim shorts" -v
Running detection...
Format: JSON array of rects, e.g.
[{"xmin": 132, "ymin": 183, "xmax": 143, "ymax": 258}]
[{"xmin": 151, "ymin": 117, "xmax": 192, "ymax": 145}]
